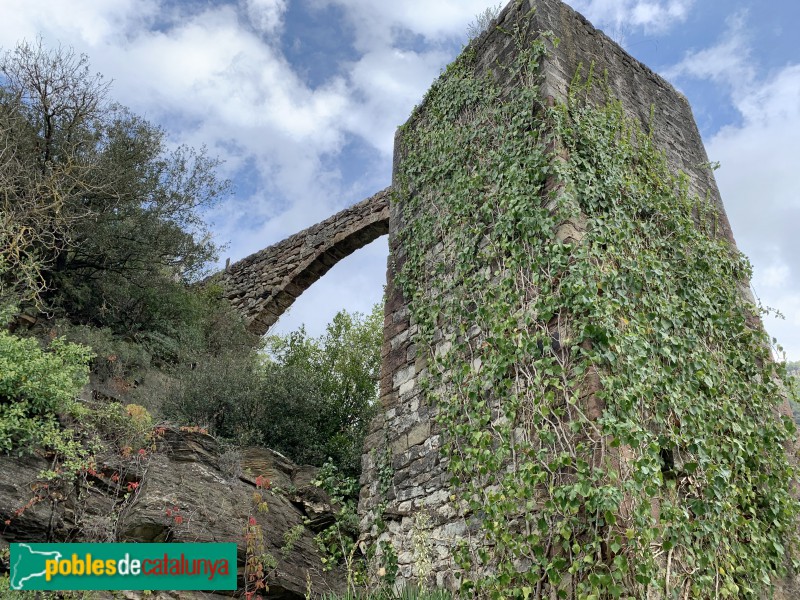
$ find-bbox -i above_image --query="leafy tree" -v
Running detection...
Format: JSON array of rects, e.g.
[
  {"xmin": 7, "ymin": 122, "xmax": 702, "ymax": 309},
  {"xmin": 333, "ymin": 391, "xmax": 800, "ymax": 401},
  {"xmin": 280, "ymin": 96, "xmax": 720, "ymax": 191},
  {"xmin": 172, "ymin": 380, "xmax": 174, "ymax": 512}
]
[
  {"xmin": 0, "ymin": 39, "xmax": 229, "ymax": 340},
  {"xmin": 265, "ymin": 305, "xmax": 382, "ymax": 474},
  {"xmin": 0, "ymin": 40, "xmax": 108, "ymax": 305},
  {"xmin": 164, "ymin": 306, "xmax": 382, "ymax": 476}
]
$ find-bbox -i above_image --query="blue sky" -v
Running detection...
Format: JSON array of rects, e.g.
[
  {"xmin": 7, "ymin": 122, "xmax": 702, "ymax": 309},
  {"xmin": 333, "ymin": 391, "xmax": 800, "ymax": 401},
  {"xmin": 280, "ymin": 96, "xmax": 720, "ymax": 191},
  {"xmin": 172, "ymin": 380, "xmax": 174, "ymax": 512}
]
[{"xmin": 1, "ymin": 0, "xmax": 798, "ymax": 360}]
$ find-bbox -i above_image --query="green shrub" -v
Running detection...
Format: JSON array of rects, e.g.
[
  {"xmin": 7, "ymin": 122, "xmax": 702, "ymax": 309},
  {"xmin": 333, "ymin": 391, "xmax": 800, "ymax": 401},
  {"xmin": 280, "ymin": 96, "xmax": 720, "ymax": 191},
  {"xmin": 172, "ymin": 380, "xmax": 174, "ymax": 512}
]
[
  {"xmin": 162, "ymin": 349, "xmax": 342, "ymax": 463},
  {"xmin": 320, "ymin": 587, "xmax": 452, "ymax": 600},
  {"xmin": 0, "ymin": 326, "xmax": 92, "ymax": 454},
  {"xmin": 160, "ymin": 348, "xmax": 267, "ymax": 442},
  {"xmin": 56, "ymin": 322, "xmax": 152, "ymax": 381},
  {"xmin": 162, "ymin": 306, "xmax": 381, "ymax": 477},
  {"xmin": 81, "ymin": 401, "xmax": 155, "ymax": 454}
]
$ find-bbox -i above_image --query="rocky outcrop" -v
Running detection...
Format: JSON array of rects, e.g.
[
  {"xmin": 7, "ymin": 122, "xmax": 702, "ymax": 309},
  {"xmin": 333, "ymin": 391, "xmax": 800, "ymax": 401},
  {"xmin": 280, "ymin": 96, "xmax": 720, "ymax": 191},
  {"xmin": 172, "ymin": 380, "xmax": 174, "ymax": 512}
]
[{"xmin": 0, "ymin": 427, "xmax": 346, "ymax": 598}]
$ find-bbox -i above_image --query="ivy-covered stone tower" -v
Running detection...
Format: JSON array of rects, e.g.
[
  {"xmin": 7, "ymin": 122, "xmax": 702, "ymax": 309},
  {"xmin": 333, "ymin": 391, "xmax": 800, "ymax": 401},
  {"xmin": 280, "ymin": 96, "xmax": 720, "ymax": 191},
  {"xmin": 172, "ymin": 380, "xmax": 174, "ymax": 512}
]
[{"xmin": 359, "ymin": 0, "xmax": 799, "ymax": 597}]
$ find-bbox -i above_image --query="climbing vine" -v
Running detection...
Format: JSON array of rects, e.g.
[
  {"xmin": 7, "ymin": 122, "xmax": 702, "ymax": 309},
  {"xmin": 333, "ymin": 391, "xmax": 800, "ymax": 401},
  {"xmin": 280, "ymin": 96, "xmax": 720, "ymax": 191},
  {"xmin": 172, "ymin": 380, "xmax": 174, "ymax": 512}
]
[{"xmin": 394, "ymin": 18, "xmax": 798, "ymax": 600}]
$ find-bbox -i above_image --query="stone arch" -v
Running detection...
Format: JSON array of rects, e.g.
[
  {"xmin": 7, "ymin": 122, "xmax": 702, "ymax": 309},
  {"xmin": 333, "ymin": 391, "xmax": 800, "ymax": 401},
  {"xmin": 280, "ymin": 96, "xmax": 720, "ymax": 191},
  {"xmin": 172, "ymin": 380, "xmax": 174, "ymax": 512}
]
[{"xmin": 218, "ymin": 188, "xmax": 390, "ymax": 336}]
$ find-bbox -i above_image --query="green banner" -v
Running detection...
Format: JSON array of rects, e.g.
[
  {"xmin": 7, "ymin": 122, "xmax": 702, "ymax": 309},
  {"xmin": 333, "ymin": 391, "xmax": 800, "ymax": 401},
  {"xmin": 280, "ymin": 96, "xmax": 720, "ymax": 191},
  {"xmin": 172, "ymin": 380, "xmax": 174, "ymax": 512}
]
[{"xmin": 9, "ymin": 543, "xmax": 237, "ymax": 591}]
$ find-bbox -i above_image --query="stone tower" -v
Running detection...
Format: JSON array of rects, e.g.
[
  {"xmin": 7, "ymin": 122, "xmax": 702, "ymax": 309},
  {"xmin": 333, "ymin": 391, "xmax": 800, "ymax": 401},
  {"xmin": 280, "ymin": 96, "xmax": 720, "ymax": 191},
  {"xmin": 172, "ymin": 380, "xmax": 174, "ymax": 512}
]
[
  {"xmin": 216, "ymin": 0, "xmax": 797, "ymax": 596},
  {"xmin": 357, "ymin": 0, "xmax": 798, "ymax": 597}
]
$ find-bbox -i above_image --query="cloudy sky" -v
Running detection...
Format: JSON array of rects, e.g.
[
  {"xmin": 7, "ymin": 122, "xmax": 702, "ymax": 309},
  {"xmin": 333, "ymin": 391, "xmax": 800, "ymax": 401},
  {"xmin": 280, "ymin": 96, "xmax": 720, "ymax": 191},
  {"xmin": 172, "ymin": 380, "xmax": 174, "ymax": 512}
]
[{"xmin": 1, "ymin": 0, "xmax": 798, "ymax": 359}]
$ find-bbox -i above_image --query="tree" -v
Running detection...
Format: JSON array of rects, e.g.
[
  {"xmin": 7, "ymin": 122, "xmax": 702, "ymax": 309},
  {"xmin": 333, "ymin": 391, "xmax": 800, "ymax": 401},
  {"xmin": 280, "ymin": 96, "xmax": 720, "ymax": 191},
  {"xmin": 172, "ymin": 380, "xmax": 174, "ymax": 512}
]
[
  {"xmin": 1, "ymin": 40, "xmax": 108, "ymax": 304},
  {"xmin": 163, "ymin": 306, "xmax": 383, "ymax": 476},
  {"xmin": 265, "ymin": 306, "xmax": 382, "ymax": 474},
  {"xmin": 0, "ymin": 39, "xmax": 229, "ymax": 339}
]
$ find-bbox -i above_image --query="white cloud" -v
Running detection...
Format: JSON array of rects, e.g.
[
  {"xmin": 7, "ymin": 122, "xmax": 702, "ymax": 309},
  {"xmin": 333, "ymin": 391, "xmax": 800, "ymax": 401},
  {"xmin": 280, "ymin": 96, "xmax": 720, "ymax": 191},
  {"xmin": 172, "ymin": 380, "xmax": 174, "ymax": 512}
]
[
  {"xmin": 666, "ymin": 20, "xmax": 800, "ymax": 358},
  {"xmin": 0, "ymin": 0, "xmax": 472, "ymax": 231},
  {"xmin": 322, "ymin": 0, "xmax": 693, "ymax": 47},
  {"xmin": 298, "ymin": 0, "xmax": 491, "ymax": 156},
  {"xmin": 0, "ymin": 0, "xmax": 159, "ymax": 46},
  {"xmin": 761, "ymin": 261, "xmax": 791, "ymax": 289},
  {"xmin": 312, "ymin": 0, "xmax": 493, "ymax": 51},
  {"xmin": 90, "ymin": 11, "xmax": 359, "ymax": 262},
  {"xmin": 244, "ymin": 0, "xmax": 288, "ymax": 34},
  {"xmin": 663, "ymin": 12, "xmax": 754, "ymax": 91},
  {"xmin": 566, "ymin": 0, "xmax": 694, "ymax": 36},
  {"xmin": 341, "ymin": 47, "xmax": 451, "ymax": 154}
]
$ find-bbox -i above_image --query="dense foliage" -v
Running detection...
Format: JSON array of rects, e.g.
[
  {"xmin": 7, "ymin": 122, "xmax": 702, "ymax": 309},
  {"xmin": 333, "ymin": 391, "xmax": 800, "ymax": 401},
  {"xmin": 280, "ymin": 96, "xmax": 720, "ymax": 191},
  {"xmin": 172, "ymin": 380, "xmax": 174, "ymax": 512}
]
[
  {"xmin": 0, "ymin": 315, "xmax": 91, "ymax": 454},
  {"xmin": 0, "ymin": 39, "xmax": 228, "ymax": 346},
  {"xmin": 163, "ymin": 305, "xmax": 382, "ymax": 476},
  {"xmin": 394, "ymin": 21, "xmax": 798, "ymax": 599},
  {"xmin": 267, "ymin": 308, "xmax": 382, "ymax": 470}
]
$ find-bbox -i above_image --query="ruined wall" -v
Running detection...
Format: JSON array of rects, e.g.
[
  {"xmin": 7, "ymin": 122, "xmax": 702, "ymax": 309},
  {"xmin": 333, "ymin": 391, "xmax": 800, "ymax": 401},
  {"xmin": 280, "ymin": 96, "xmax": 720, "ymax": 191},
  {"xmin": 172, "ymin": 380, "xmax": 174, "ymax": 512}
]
[
  {"xmin": 217, "ymin": 188, "xmax": 389, "ymax": 335},
  {"xmin": 357, "ymin": 0, "xmax": 790, "ymax": 594},
  {"xmin": 207, "ymin": 0, "xmax": 794, "ymax": 594}
]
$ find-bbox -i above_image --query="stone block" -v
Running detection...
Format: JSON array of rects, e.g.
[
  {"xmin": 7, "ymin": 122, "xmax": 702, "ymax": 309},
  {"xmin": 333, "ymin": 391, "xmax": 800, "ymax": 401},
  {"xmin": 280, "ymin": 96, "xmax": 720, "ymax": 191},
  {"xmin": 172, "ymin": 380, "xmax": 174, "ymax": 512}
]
[
  {"xmin": 390, "ymin": 435, "xmax": 408, "ymax": 456},
  {"xmin": 393, "ymin": 365, "xmax": 416, "ymax": 388},
  {"xmin": 406, "ymin": 422, "xmax": 431, "ymax": 448},
  {"xmin": 398, "ymin": 378, "xmax": 415, "ymax": 396}
]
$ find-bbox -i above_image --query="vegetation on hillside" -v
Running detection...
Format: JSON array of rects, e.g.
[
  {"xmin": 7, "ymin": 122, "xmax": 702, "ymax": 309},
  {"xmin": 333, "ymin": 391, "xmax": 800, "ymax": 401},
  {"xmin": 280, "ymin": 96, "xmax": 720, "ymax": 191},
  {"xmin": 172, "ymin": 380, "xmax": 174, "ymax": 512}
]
[
  {"xmin": 163, "ymin": 305, "xmax": 381, "ymax": 477},
  {"xmin": 0, "ymin": 308, "xmax": 92, "ymax": 457},
  {"xmin": 0, "ymin": 39, "xmax": 381, "ymax": 485},
  {"xmin": 0, "ymin": 40, "xmax": 385, "ymax": 597}
]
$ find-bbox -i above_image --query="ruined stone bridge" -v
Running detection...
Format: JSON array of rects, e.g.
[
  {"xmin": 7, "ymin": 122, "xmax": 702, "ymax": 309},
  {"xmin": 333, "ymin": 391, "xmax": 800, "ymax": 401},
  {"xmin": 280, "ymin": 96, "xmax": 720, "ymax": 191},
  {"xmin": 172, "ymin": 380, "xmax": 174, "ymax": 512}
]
[
  {"xmin": 209, "ymin": 0, "xmax": 797, "ymax": 595},
  {"xmin": 217, "ymin": 188, "xmax": 390, "ymax": 336}
]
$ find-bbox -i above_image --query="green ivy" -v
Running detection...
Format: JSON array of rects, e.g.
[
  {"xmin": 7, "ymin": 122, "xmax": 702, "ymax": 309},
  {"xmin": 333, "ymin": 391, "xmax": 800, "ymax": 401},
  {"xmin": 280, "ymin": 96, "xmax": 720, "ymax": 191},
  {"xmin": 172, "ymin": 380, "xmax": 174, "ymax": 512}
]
[
  {"xmin": 393, "ymin": 21, "xmax": 798, "ymax": 600},
  {"xmin": 313, "ymin": 461, "xmax": 363, "ymax": 580},
  {"xmin": 320, "ymin": 586, "xmax": 452, "ymax": 600}
]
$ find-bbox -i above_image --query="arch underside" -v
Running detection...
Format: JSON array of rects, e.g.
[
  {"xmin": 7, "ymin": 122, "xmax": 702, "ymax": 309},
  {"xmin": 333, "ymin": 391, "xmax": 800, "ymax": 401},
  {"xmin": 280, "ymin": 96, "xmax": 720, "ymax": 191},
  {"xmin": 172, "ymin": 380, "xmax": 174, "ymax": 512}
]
[{"xmin": 219, "ymin": 188, "xmax": 390, "ymax": 336}]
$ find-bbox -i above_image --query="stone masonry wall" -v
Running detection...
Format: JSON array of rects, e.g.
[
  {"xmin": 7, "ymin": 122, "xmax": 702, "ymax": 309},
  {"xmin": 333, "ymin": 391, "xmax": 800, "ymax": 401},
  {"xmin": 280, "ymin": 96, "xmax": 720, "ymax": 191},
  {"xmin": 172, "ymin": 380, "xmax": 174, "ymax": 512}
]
[
  {"xmin": 357, "ymin": 0, "xmax": 761, "ymax": 592},
  {"xmin": 206, "ymin": 0, "xmax": 794, "ymax": 594}
]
